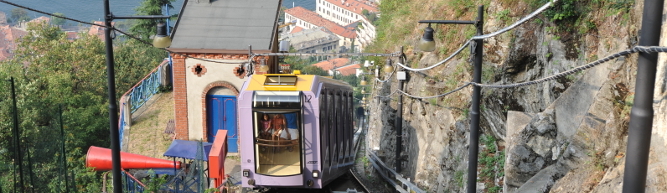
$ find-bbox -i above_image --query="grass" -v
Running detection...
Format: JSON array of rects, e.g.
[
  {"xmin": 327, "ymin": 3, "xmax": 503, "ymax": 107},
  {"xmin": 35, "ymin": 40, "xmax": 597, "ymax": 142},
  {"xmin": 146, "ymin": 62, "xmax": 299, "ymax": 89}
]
[
  {"xmin": 125, "ymin": 91, "xmax": 175, "ymax": 159},
  {"xmin": 478, "ymin": 134, "xmax": 504, "ymax": 192}
]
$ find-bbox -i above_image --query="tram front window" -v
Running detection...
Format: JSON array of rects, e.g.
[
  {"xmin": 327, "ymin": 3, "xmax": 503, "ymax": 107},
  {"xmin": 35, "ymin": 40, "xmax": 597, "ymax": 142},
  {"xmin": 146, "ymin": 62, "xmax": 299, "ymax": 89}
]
[{"xmin": 253, "ymin": 111, "xmax": 301, "ymax": 176}]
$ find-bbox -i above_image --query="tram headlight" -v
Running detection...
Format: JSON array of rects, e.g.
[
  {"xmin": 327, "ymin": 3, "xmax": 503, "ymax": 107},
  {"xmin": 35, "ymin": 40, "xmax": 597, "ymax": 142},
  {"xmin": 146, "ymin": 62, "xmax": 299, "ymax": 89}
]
[
  {"xmin": 243, "ymin": 169, "xmax": 250, "ymax": 177},
  {"xmin": 312, "ymin": 170, "xmax": 320, "ymax": 178},
  {"xmin": 248, "ymin": 179, "xmax": 255, "ymax": 186}
]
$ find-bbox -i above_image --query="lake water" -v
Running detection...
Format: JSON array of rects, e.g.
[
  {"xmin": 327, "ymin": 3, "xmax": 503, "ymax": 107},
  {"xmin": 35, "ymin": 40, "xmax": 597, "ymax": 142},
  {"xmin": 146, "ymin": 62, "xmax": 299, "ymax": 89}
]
[{"xmin": 0, "ymin": 0, "xmax": 314, "ymax": 25}]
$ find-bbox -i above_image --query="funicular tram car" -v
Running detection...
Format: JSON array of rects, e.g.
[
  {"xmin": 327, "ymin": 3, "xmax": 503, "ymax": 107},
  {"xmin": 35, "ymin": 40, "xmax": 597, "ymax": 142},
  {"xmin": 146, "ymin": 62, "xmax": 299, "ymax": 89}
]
[{"xmin": 238, "ymin": 72, "xmax": 355, "ymax": 189}]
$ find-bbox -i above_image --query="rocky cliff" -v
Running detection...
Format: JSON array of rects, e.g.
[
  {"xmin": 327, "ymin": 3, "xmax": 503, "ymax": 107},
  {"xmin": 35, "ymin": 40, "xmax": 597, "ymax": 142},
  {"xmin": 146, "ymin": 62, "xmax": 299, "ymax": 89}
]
[{"xmin": 363, "ymin": 0, "xmax": 667, "ymax": 192}]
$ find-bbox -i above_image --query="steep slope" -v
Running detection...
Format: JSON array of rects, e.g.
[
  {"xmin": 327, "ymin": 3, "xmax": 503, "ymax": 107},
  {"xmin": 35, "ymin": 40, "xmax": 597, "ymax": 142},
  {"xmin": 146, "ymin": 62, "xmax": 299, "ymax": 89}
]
[{"xmin": 363, "ymin": 0, "xmax": 667, "ymax": 192}]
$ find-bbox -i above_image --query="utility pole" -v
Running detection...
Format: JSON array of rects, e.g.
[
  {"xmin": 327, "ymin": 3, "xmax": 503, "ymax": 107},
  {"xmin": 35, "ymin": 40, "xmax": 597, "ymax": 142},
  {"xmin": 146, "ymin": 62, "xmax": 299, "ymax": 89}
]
[
  {"xmin": 468, "ymin": 6, "xmax": 484, "ymax": 193},
  {"xmin": 622, "ymin": 0, "xmax": 663, "ymax": 192},
  {"xmin": 59, "ymin": 105, "xmax": 69, "ymax": 193},
  {"xmin": 9, "ymin": 77, "xmax": 24, "ymax": 193},
  {"xmin": 395, "ymin": 47, "xmax": 405, "ymax": 173}
]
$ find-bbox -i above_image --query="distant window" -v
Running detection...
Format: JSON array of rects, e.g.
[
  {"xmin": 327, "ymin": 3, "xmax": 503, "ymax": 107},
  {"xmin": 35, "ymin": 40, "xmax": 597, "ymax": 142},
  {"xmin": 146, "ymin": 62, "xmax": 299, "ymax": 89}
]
[{"xmin": 323, "ymin": 47, "xmax": 326, "ymax": 52}]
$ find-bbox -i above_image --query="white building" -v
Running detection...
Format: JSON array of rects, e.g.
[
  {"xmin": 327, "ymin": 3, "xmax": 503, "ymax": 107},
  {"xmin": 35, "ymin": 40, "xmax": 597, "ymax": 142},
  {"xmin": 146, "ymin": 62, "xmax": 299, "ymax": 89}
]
[
  {"xmin": 285, "ymin": 6, "xmax": 359, "ymax": 52},
  {"xmin": 315, "ymin": 0, "xmax": 378, "ymax": 49}
]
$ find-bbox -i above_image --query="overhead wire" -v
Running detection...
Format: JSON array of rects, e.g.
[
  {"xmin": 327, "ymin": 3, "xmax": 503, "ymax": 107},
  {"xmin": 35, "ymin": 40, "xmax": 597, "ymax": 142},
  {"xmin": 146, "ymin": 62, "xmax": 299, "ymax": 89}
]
[
  {"xmin": 0, "ymin": 0, "xmax": 248, "ymax": 65},
  {"xmin": 470, "ymin": 46, "xmax": 667, "ymax": 88},
  {"xmin": 394, "ymin": 0, "xmax": 559, "ymax": 72}
]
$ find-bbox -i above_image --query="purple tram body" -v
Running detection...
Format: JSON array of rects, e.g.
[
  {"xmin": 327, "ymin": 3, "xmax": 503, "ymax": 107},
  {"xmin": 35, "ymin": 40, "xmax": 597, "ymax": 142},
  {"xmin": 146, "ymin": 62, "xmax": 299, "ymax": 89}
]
[{"xmin": 238, "ymin": 74, "xmax": 355, "ymax": 189}]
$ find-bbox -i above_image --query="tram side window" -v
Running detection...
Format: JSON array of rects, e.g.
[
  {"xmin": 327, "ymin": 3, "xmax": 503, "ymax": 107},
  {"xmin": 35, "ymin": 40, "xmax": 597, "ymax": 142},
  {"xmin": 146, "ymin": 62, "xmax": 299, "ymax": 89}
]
[
  {"xmin": 320, "ymin": 89, "xmax": 329, "ymax": 169},
  {"xmin": 329, "ymin": 92, "xmax": 338, "ymax": 165}
]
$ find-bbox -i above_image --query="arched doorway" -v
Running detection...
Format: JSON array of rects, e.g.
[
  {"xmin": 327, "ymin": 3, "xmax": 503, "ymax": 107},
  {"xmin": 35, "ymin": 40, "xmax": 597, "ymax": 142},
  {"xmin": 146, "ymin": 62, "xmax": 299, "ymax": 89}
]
[{"xmin": 205, "ymin": 86, "xmax": 238, "ymax": 153}]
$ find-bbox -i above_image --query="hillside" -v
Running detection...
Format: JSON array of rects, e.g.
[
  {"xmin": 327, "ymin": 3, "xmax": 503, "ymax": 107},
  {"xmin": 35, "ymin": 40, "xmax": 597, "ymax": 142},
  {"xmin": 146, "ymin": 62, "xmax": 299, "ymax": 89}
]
[{"xmin": 362, "ymin": 0, "xmax": 667, "ymax": 192}]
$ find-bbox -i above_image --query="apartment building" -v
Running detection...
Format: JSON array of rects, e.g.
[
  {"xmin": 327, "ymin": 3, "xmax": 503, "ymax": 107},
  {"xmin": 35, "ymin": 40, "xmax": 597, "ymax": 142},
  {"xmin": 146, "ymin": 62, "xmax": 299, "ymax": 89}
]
[
  {"xmin": 284, "ymin": 6, "xmax": 359, "ymax": 52},
  {"xmin": 315, "ymin": 0, "xmax": 378, "ymax": 49}
]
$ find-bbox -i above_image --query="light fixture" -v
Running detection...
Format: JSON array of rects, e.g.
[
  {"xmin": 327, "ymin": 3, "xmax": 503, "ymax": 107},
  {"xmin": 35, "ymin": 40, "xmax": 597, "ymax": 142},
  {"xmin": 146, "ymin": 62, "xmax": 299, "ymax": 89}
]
[
  {"xmin": 361, "ymin": 89, "xmax": 365, "ymax": 94},
  {"xmin": 418, "ymin": 23, "xmax": 435, "ymax": 52},
  {"xmin": 153, "ymin": 23, "xmax": 172, "ymax": 48},
  {"xmin": 258, "ymin": 59, "xmax": 269, "ymax": 73},
  {"xmin": 312, "ymin": 170, "xmax": 320, "ymax": 178},
  {"xmin": 383, "ymin": 58, "xmax": 394, "ymax": 73},
  {"xmin": 360, "ymin": 76, "xmax": 367, "ymax": 86},
  {"xmin": 362, "ymin": 96, "xmax": 366, "ymax": 101}
]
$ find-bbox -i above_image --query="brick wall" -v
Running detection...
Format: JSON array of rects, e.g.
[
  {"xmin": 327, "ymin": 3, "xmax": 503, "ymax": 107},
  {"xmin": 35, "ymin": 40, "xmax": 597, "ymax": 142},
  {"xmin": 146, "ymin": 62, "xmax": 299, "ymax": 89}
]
[{"xmin": 170, "ymin": 53, "xmax": 189, "ymax": 140}]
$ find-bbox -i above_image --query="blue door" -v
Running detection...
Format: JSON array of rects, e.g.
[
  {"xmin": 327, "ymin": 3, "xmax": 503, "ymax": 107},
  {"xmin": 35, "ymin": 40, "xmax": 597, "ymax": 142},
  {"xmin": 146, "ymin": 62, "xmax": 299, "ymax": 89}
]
[{"xmin": 207, "ymin": 95, "xmax": 238, "ymax": 153}]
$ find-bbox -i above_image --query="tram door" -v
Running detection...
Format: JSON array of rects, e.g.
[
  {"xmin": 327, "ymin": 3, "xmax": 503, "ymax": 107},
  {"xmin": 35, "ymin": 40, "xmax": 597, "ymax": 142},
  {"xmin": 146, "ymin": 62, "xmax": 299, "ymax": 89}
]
[{"xmin": 207, "ymin": 95, "xmax": 238, "ymax": 153}]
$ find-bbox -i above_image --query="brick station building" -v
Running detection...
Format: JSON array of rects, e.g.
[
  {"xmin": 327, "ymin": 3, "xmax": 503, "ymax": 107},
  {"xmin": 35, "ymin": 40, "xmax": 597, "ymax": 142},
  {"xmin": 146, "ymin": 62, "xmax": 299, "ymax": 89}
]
[{"xmin": 167, "ymin": 0, "xmax": 281, "ymax": 152}]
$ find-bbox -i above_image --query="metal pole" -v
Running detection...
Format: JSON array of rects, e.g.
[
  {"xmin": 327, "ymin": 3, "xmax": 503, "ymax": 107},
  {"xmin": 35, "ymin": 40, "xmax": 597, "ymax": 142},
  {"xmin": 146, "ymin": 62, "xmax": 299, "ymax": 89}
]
[
  {"xmin": 395, "ymin": 47, "xmax": 404, "ymax": 173},
  {"xmin": 103, "ymin": 0, "xmax": 123, "ymax": 192},
  {"xmin": 59, "ymin": 105, "xmax": 69, "ymax": 193},
  {"xmin": 25, "ymin": 147, "xmax": 33, "ymax": 193},
  {"xmin": 622, "ymin": 0, "xmax": 663, "ymax": 192},
  {"xmin": 467, "ymin": 5, "xmax": 483, "ymax": 193},
  {"xmin": 9, "ymin": 77, "xmax": 24, "ymax": 193}
]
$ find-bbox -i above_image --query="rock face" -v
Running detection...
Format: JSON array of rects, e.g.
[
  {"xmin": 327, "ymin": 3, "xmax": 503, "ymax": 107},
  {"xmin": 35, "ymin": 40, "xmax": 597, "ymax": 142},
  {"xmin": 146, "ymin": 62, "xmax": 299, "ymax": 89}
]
[
  {"xmin": 505, "ymin": 110, "xmax": 559, "ymax": 190},
  {"xmin": 364, "ymin": 1, "xmax": 667, "ymax": 193}
]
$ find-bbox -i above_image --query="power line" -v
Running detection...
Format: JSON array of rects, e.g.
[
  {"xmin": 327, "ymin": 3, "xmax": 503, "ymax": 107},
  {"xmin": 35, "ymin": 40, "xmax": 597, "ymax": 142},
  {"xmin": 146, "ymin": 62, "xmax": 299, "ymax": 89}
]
[
  {"xmin": 399, "ymin": 83, "xmax": 472, "ymax": 99},
  {"xmin": 0, "ymin": 0, "xmax": 247, "ymax": 65},
  {"xmin": 395, "ymin": 0, "xmax": 559, "ymax": 72},
  {"xmin": 471, "ymin": 46, "xmax": 667, "ymax": 88}
]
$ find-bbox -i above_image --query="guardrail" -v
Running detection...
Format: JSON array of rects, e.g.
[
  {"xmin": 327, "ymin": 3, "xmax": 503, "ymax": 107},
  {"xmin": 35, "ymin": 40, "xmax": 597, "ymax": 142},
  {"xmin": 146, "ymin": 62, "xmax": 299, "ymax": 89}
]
[
  {"xmin": 118, "ymin": 59, "xmax": 170, "ymax": 149},
  {"xmin": 367, "ymin": 150, "xmax": 424, "ymax": 193}
]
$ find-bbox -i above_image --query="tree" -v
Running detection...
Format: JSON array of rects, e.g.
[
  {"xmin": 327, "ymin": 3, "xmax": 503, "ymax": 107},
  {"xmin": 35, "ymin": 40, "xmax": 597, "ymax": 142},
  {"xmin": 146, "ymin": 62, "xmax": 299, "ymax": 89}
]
[
  {"xmin": 51, "ymin": 12, "xmax": 66, "ymax": 26},
  {"xmin": 10, "ymin": 8, "xmax": 30, "ymax": 23},
  {"xmin": 0, "ymin": 21, "xmax": 165, "ymax": 192},
  {"xmin": 301, "ymin": 65, "xmax": 329, "ymax": 76},
  {"xmin": 129, "ymin": 0, "xmax": 176, "ymax": 41}
]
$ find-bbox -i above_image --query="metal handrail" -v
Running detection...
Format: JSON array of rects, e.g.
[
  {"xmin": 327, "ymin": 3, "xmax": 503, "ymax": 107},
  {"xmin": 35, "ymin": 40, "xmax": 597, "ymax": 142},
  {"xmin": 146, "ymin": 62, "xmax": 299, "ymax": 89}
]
[{"xmin": 368, "ymin": 150, "xmax": 425, "ymax": 193}]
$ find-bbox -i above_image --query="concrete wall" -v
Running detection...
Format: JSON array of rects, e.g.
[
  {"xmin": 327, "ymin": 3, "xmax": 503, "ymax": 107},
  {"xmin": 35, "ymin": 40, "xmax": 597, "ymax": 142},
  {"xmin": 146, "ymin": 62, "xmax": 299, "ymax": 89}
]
[{"xmin": 185, "ymin": 58, "xmax": 247, "ymax": 141}]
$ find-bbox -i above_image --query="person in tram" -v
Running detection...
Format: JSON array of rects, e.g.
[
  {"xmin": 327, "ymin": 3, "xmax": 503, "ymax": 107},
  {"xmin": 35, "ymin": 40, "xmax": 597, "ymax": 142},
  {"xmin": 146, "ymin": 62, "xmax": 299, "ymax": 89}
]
[
  {"xmin": 271, "ymin": 114, "xmax": 287, "ymax": 142},
  {"xmin": 260, "ymin": 114, "xmax": 272, "ymax": 139}
]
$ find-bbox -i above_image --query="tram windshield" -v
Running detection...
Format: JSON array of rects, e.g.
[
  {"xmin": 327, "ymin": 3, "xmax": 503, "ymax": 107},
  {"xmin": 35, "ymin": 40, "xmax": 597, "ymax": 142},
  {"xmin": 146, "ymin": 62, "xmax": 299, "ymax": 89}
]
[{"xmin": 252, "ymin": 91, "xmax": 302, "ymax": 176}]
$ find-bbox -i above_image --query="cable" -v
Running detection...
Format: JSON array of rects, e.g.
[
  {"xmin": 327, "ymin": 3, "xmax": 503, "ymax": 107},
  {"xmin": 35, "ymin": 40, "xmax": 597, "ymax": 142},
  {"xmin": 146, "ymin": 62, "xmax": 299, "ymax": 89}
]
[
  {"xmin": 395, "ymin": 0, "xmax": 558, "ymax": 72},
  {"xmin": 0, "ymin": 0, "xmax": 247, "ymax": 65},
  {"xmin": 398, "ymin": 83, "xmax": 472, "ymax": 99},
  {"xmin": 471, "ymin": 0, "xmax": 557, "ymax": 40},
  {"xmin": 374, "ymin": 89, "xmax": 399, "ymax": 98},
  {"xmin": 252, "ymin": 52, "xmax": 399, "ymax": 57},
  {"xmin": 470, "ymin": 46, "xmax": 667, "ymax": 88}
]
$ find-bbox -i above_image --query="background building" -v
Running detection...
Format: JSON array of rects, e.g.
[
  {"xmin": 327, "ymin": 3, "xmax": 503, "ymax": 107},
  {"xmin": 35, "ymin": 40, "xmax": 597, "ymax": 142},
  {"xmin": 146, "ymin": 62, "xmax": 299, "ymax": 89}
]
[{"xmin": 167, "ymin": 0, "xmax": 280, "ymax": 152}]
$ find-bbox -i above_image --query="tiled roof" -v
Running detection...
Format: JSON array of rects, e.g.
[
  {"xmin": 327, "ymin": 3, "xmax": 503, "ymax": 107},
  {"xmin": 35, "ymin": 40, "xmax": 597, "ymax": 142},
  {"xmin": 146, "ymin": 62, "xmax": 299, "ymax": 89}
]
[
  {"xmin": 313, "ymin": 58, "xmax": 349, "ymax": 71},
  {"xmin": 285, "ymin": 6, "xmax": 356, "ymax": 39},
  {"xmin": 29, "ymin": 16, "xmax": 50, "ymax": 25},
  {"xmin": 0, "ymin": 25, "xmax": 27, "ymax": 61},
  {"xmin": 324, "ymin": 0, "xmax": 378, "ymax": 15},
  {"xmin": 66, "ymin": 31, "xmax": 79, "ymax": 42},
  {"xmin": 88, "ymin": 21, "xmax": 114, "ymax": 41},
  {"xmin": 336, "ymin": 63, "xmax": 360, "ymax": 76},
  {"xmin": 291, "ymin": 26, "xmax": 303, "ymax": 34}
]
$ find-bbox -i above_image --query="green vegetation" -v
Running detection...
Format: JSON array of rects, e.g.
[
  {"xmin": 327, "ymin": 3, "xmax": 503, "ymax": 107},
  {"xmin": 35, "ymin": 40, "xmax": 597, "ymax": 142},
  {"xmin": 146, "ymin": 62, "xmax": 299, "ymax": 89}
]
[
  {"xmin": 51, "ymin": 13, "xmax": 67, "ymax": 26},
  {"xmin": 0, "ymin": 1, "xmax": 172, "ymax": 191},
  {"xmin": 10, "ymin": 8, "xmax": 30, "ymax": 23},
  {"xmin": 479, "ymin": 134, "xmax": 504, "ymax": 192},
  {"xmin": 455, "ymin": 170, "xmax": 465, "ymax": 187},
  {"xmin": 129, "ymin": 0, "xmax": 177, "ymax": 41}
]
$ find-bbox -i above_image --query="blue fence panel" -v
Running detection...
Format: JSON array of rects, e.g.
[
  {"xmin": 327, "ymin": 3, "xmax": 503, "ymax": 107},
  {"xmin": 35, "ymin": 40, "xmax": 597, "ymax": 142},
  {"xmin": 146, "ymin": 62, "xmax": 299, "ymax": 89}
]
[
  {"xmin": 130, "ymin": 66, "xmax": 163, "ymax": 113},
  {"xmin": 122, "ymin": 171, "xmax": 146, "ymax": 193}
]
